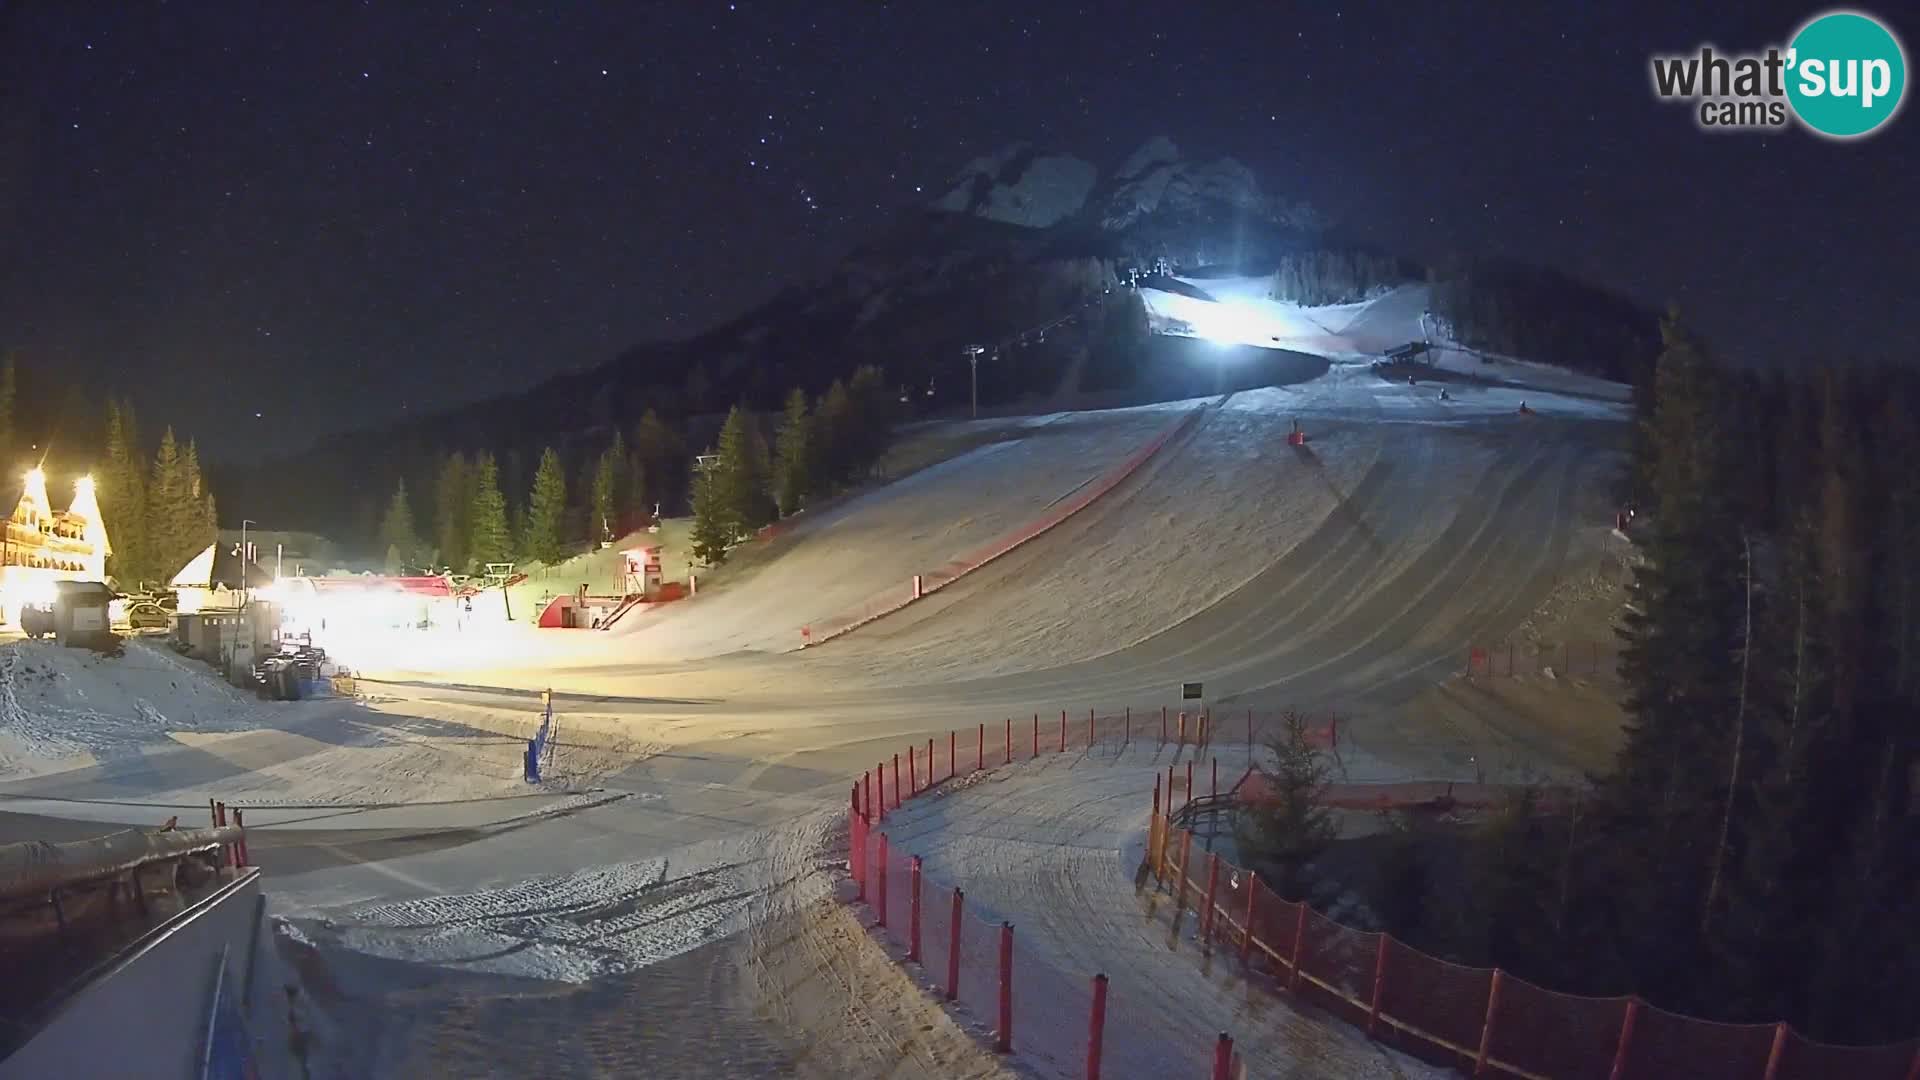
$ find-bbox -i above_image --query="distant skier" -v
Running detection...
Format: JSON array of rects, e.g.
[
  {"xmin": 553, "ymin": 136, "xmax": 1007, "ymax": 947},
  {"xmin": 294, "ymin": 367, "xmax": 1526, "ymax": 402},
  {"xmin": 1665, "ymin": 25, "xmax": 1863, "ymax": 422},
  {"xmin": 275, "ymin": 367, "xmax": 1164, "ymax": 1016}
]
[{"xmin": 1438, "ymin": 387, "xmax": 1451, "ymax": 401}]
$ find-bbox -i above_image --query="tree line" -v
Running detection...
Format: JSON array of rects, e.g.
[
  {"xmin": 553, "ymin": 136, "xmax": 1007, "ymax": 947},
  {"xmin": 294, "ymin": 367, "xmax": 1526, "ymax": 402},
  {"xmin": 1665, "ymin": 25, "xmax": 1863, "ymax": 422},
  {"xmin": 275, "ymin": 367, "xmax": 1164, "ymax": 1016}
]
[
  {"xmin": 1267, "ymin": 249, "xmax": 1418, "ymax": 306},
  {"xmin": 691, "ymin": 366, "xmax": 896, "ymax": 564},
  {"xmin": 371, "ymin": 368, "xmax": 899, "ymax": 575},
  {"xmin": 91, "ymin": 399, "xmax": 219, "ymax": 588},
  {"xmin": 377, "ymin": 408, "xmax": 688, "ymax": 574}
]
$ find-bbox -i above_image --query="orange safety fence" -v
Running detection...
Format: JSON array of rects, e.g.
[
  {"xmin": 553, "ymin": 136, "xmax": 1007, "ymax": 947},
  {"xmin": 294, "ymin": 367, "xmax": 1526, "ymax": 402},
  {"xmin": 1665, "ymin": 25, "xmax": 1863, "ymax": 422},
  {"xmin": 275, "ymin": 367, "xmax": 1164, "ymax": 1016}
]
[{"xmin": 846, "ymin": 712, "xmax": 1919, "ymax": 1079}]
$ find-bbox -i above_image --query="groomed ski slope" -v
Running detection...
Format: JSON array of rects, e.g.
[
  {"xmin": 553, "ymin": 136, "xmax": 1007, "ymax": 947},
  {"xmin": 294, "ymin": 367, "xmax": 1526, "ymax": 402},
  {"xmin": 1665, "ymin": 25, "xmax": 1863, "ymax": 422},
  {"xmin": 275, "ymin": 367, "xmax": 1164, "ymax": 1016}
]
[
  {"xmin": 603, "ymin": 403, "xmax": 1187, "ymax": 660},
  {"xmin": 838, "ymin": 365, "xmax": 1623, "ymax": 715}
]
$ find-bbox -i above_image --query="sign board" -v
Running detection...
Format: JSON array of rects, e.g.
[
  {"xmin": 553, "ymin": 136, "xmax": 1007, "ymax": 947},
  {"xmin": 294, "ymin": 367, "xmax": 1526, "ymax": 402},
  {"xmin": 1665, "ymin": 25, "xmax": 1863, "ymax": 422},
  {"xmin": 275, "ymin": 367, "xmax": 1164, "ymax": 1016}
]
[{"xmin": 1181, "ymin": 682, "xmax": 1203, "ymax": 701}]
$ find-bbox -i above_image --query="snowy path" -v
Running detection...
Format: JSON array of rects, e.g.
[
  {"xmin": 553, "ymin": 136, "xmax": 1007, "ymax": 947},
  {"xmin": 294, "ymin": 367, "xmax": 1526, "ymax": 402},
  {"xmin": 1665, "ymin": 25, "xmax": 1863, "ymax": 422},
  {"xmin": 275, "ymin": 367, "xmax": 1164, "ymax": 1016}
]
[{"xmin": 878, "ymin": 746, "xmax": 1443, "ymax": 1078}]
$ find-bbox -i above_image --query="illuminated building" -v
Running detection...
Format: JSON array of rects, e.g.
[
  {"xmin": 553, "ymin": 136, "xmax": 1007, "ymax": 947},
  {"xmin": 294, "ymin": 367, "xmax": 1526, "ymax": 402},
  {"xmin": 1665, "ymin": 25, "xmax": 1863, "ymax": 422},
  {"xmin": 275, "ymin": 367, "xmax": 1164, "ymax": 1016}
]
[{"xmin": 1, "ymin": 469, "xmax": 110, "ymax": 626}]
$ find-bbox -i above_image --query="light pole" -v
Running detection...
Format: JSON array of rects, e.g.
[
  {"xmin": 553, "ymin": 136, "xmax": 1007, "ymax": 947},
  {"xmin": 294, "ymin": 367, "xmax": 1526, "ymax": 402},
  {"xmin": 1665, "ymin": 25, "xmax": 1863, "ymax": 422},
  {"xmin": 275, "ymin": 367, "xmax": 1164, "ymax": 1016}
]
[
  {"xmin": 240, "ymin": 519, "xmax": 255, "ymax": 603},
  {"xmin": 965, "ymin": 345, "xmax": 986, "ymax": 419}
]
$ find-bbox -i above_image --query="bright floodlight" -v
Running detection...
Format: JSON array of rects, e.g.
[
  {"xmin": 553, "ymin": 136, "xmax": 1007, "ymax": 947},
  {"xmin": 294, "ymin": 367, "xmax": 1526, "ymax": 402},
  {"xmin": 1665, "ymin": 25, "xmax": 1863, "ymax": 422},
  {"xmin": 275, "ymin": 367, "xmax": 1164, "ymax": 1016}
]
[
  {"xmin": 24, "ymin": 467, "xmax": 43, "ymax": 485},
  {"xmin": 1191, "ymin": 299, "xmax": 1266, "ymax": 346},
  {"xmin": 74, "ymin": 475, "xmax": 94, "ymax": 494}
]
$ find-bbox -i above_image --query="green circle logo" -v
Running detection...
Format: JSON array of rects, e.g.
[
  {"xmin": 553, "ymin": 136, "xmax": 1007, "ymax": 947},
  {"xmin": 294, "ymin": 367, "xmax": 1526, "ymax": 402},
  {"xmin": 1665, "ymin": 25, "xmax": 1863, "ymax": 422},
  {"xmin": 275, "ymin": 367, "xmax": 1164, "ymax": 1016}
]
[{"xmin": 1786, "ymin": 11, "xmax": 1907, "ymax": 138}]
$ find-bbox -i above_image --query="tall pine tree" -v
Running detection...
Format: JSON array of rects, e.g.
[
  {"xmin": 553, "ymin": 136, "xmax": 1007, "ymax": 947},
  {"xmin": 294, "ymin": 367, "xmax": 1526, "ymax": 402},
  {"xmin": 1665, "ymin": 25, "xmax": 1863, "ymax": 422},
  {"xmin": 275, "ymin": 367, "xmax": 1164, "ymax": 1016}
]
[
  {"xmin": 433, "ymin": 452, "xmax": 472, "ymax": 574},
  {"xmin": 773, "ymin": 388, "xmax": 813, "ymax": 516},
  {"xmin": 1605, "ymin": 313, "xmax": 1748, "ymax": 991},
  {"xmin": 468, "ymin": 452, "xmax": 512, "ymax": 570},
  {"xmin": 103, "ymin": 399, "xmax": 148, "ymax": 584},
  {"xmin": 522, "ymin": 447, "xmax": 568, "ymax": 564},
  {"xmin": 591, "ymin": 431, "xmax": 628, "ymax": 543},
  {"xmin": 378, "ymin": 478, "xmax": 419, "ymax": 573}
]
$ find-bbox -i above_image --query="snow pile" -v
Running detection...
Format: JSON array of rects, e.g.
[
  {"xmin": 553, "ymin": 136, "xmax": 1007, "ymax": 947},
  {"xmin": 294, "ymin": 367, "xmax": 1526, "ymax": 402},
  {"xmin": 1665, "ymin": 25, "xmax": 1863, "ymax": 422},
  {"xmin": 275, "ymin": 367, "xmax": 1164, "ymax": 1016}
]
[{"xmin": 0, "ymin": 639, "xmax": 274, "ymax": 777}]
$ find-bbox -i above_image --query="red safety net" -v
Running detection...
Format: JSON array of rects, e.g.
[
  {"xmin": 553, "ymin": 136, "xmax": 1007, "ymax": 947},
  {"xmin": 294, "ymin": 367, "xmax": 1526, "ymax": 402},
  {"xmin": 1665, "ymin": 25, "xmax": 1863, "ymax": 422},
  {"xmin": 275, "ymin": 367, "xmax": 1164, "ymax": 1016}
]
[
  {"xmin": 1620, "ymin": 1001, "xmax": 1779, "ymax": 1079},
  {"xmin": 1376, "ymin": 939, "xmax": 1491, "ymax": 1066},
  {"xmin": 1485, "ymin": 974, "xmax": 1630, "ymax": 1080}
]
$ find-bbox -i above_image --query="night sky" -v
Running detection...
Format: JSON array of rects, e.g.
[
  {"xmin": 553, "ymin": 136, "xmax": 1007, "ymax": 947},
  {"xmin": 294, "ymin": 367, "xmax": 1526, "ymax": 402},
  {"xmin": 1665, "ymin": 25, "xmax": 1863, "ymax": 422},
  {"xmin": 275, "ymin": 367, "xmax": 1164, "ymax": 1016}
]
[{"xmin": 3, "ymin": 2, "xmax": 1914, "ymax": 459}]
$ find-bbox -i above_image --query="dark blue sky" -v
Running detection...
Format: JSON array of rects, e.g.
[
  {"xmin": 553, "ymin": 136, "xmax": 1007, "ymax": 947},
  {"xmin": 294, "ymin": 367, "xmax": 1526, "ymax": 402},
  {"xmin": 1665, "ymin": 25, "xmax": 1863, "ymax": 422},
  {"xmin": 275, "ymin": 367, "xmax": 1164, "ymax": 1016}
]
[{"xmin": 2, "ymin": 2, "xmax": 1913, "ymax": 457}]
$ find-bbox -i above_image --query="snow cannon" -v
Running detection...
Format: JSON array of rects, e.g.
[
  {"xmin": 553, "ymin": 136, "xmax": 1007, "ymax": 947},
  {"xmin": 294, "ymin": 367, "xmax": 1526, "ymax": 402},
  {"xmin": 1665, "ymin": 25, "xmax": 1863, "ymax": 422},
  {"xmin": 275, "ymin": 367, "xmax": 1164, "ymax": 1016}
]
[
  {"xmin": 1518, "ymin": 400, "xmax": 1535, "ymax": 416},
  {"xmin": 1287, "ymin": 419, "xmax": 1307, "ymax": 447}
]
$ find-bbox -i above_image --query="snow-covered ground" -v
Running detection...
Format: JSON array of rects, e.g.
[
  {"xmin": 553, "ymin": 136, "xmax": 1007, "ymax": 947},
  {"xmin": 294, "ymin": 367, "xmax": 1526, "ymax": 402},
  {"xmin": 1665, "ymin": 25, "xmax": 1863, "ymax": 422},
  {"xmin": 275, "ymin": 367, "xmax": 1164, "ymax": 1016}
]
[
  {"xmin": 0, "ymin": 638, "xmax": 616, "ymax": 816},
  {"xmin": 877, "ymin": 745, "xmax": 1446, "ymax": 1079},
  {"xmin": 0, "ymin": 321, "xmax": 1635, "ymax": 1078}
]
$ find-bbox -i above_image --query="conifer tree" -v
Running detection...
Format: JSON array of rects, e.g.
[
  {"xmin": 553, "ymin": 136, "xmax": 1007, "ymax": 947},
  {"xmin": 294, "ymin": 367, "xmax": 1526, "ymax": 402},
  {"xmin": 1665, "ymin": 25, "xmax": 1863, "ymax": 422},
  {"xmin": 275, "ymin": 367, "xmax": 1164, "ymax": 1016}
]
[
  {"xmin": 433, "ymin": 452, "xmax": 472, "ymax": 573},
  {"xmin": 522, "ymin": 447, "xmax": 568, "ymax": 564},
  {"xmin": 149, "ymin": 427, "xmax": 191, "ymax": 580},
  {"xmin": 378, "ymin": 478, "xmax": 419, "ymax": 572},
  {"xmin": 591, "ymin": 431, "xmax": 628, "ymax": 542},
  {"xmin": 103, "ymin": 399, "xmax": 148, "ymax": 584},
  {"xmin": 467, "ymin": 452, "xmax": 511, "ymax": 570},
  {"xmin": 688, "ymin": 457, "xmax": 734, "ymax": 565},
  {"xmin": 1235, "ymin": 709, "xmax": 1338, "ymax": 900},
  {"xmin": 714, "ymin": 405, "xmax": 774, "ymax": 532},
  {"xmin": 773, "ymin": 387, "xmax": 813, "ymax": 516},
  {"xmin": 632, "ymin": 409, "xmax": 683, "ymax": 514}
]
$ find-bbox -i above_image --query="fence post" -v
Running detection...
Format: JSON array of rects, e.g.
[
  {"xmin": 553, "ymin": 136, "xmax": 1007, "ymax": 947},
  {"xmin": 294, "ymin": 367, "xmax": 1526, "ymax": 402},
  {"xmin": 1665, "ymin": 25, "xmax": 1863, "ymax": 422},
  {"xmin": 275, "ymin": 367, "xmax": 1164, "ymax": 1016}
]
[
  {"xmin": 909, "ymin": 744, "xmax": 917, "ymax": 795},
  {"xmin": 1762, "ymin": 1022, "xmax": 1789, "ymax": 1080},
  {"xmin": 1175, "ymin": 830, "xmax": 1195, "ymax": 913},
  {"xmin": 1202, "ymin": 852, "xmax": 1220, "ymax": 946},
  {"xmin": 1247, "ymin": 707, "xmax": 1254, "ymax": 751},
  {"xmin": 208, "ymin": 798, "xmax": 217, "ymax": 828},
  {"xmin": 1474, "ymin": 969, "xmax": 1504, "ymax": 1077},
  {"xmin": 1241, "ymin": 876, "xmax": 1257, "ymax": 968},
  {"xmin": 1059, "ymin": 709, "xmax": 1066, "ymax": 752},
  {"xmin": 928, "ymin": 738, "xmax": 934, "ymax": 784},
  {"xmin": 996, "ymin": 922, "xmax": 1014, "ymax": 1053},
  {"xmin": 1288, "ymin": 903, "xmax": 1308, "ymax": 991},
  {"xmin": 1088, "ymin": 706, "xmax": 1095, "ymax": 748},
  {"xmin": 908, "ymin": 856, "xmax": 923, "ymax": 962},
  {"xmin": 1212, "ymin": 1033, "xmax": 1234, "ymax": 1080},
  {"xmin": 877, "ymin": 834, "xmax": 890, "ymax": 928},
  {"xmin": 1032, "ymin": 713, "xmax": 1039, "ymax": 758},
  {"xmin": 1125, "ymin": 705, "xmax": 1131, "ymax": 744},
  {"xmin": 950, "ymin": 730, "xmax": 956, "ymax": 780},
  {"xmin": 978, "ymin": 722, "xmax": 984, "ymax": 772},
  {"xmin": 853, "ymin": 811, "xmax": 867, "ymax": 903},
  {"xmin": 233, "ymin": 809, "xmax": 247, "ymax": 868},
  {"xmin": 1167, "ymin": 764, "xmax": 1176, "ymax": 810},
  {"xmin": 1186, "ymin": 761, "xmax": 1194, "ymax": 808},
  {"xmin": 1086, "ymin": 973, "xmax": 1109, "ymax": 1080},
  {"xmin": 1178, "ymin": 711, "xmax": 1186, "ymax": 743},
  {"xmin": 1608, "ymin": 997, "xmax": 1641, "ymax": 1080},
  {"xmin": 1211, "ymin": 757, "xmax": 1218, "ymax": 800},
  {"xmin": 1368, "ymin": 934, "xmax": 1390, "ymax": 1038},
  {"xmin": 946, "ymin": 888, "xmax": 963, "ymax": 1001},
  {"xmin": 1005, "ymin": 717, "xmax": 1011, "ymax": 765},
  {"xmin": 1161, "ymin": 705, "xmax": 1167, "ymax": 743},
  {"xmin": 892, "ymin": 754, "xmax": 901, "ymax": 809}
]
